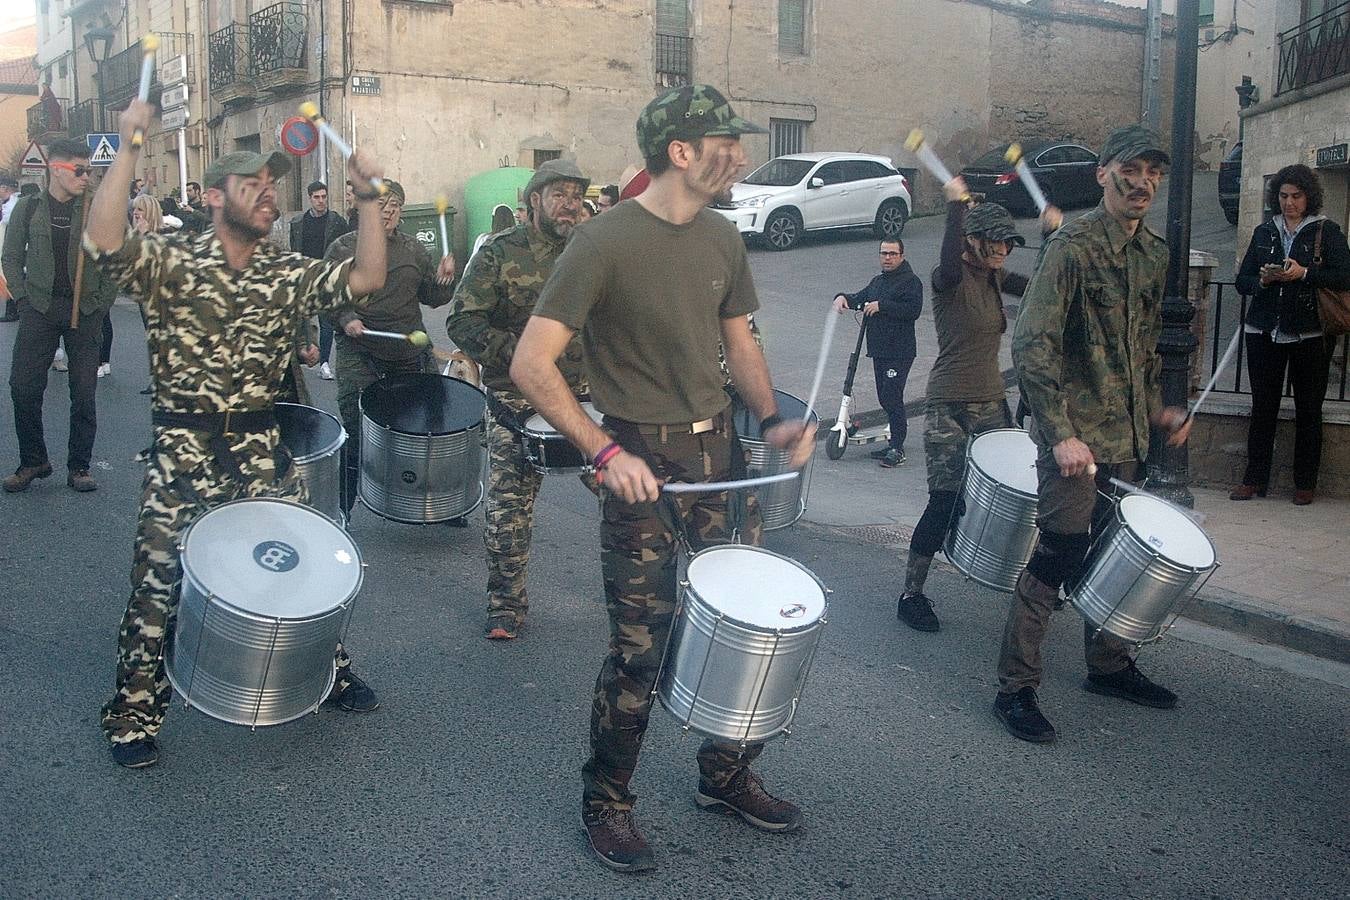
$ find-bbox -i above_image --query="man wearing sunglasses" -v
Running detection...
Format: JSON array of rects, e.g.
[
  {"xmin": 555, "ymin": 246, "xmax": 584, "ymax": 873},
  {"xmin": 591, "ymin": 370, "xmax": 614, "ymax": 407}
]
[{"xmin": 3, "ymin": 139, "xmax": 119, "ymax": 494}]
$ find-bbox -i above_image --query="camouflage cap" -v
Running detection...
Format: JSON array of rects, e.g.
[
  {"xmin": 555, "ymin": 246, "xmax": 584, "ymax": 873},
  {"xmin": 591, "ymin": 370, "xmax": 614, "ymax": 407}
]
[
  {"xmin": 964, "ymin": 202, "xmax": 1025, "ymax": 245},
  {"xmin": 381, "ymin": 179, "xmax": 406, "ymax": 203},
  {"xmin": 635, "ymin": 84, "xmax": 766, "ymax": 161},
  {"xmin": 1098, "ymin": 125, "xmax": 1170, "ymax": 167},
  {"xmin": 203, "ymin": 150, "xmax": 292, "ymax": 189},
  {"xmin": 522, "ymin": 159, "xmax": 590, "ymax": 203}
]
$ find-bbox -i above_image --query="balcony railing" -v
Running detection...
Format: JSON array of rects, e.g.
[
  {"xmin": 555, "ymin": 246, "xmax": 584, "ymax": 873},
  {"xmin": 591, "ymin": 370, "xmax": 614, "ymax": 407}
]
[
  {"xmin": 26, "ymin": 97, "xmax": 68, "ymax": 140},
  {"xmin": 655, "ymin": 32, "xmax": 691, "ymax": 88},
  {"xmin": 1276, "ymin": 1, "xmax": 1350, "ymax": 96},
  {"xmin": 250, "ymin": 2, "xmax": 308, "ymax": 81},
  {"xmin": 98, "ymin": 32, "xmax": 193, "ymax": 107},
  {"xmin": 66, "ymin": 98, "xmax": 106, "ymax": 138},
  {"xmin": 208, "ymin": 23, "xmax": 252, "ymax": 96}
]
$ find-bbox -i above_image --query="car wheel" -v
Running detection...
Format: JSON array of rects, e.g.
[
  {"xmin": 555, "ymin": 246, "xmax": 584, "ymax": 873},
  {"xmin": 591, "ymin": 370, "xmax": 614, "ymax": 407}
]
[
  {"xmin": 1223, "ymin": 206, "xmax": 1239, "ymax": 225},
  {"xmin": 763, "ymin": 209, "xmax": 802, "ymax": 251},
  {"xmin": 874, "ymin": 199, "xmax": 908, "ymax": 239}
]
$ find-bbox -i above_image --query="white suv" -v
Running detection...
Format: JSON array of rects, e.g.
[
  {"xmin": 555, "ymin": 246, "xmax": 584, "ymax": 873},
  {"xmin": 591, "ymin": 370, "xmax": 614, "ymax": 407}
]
[{"xmin": 713, "ymin": 152, "xmax": 912, "ymax": 251}]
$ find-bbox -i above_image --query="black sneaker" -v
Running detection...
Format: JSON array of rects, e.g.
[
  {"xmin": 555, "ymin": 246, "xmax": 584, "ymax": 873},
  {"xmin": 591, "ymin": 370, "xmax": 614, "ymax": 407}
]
[
  {"xmin": 994, "ymin": 687, "xmax": 1056, "ymax": 743},
  {"xmin": 868, "ymin": 447, "xmax": 890, "ymax": 460},
  {"xmin": 109, "ymin": 737, "xmax": 159, "ymax": 769},
  {"xmin": 582, "ymin": 807, "xmax": 656, "ymax": 873},
  {"xmin": 896, "ymin": 592, "xmax": 940, "ymax": 632},
  {"xmin": 695, "ymin": 769, "xmax": 803, "ymax": 833},
  {"xmin": 1083, "ymin": 662, "xmax": 1178, "ymax": 709},
  {"xmin": 327, "ymin": 671, "xmax": 380, "ymax": 712},
  {"xmin": 879, "ymin": 449, "xmax": 906, "ymax": 468}
]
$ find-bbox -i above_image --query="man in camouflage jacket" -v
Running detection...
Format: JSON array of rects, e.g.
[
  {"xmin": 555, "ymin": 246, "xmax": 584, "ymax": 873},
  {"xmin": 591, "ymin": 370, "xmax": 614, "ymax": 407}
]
[
  {"xmin": 446, "ymin": 159, "xmax": 594, "ymax": 639},
  {"xmin": 83, "ymin": 100, "xmax": 390, "ymax": 770},
  {"xmin": 997, "ymin": 125, "xmax": 1192, "ymax": 745}
]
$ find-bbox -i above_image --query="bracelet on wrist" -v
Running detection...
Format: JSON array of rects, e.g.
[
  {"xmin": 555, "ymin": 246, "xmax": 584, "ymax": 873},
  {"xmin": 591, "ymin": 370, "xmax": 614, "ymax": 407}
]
[
  {"xmin": 759, "ymin": 413, "xmax": 784, "ymax": 433},
  {"xmin": 352, "ymin": 188, "xmax": 381, "ymax": 202},
  {"xmin": 592, "ymin": 442, "xmax": 623, "ymax": 471}
]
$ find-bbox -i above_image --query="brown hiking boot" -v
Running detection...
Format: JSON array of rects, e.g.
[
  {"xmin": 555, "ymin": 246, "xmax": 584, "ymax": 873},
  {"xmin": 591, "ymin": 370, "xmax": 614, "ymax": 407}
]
[
  {"xmin": 66, "ymin": 469, "xmax": 98, "ymax": 492},
  {"xmin": 3, "ymin": 462, "xmax": 53, "ymax": 492},
  {"xmin": 582, "ymin": 807, "xmax": 656, "ymax": 872},
  {"xmin": 695, "ymin": 769, "xmax": 803, "ymax": 832}
]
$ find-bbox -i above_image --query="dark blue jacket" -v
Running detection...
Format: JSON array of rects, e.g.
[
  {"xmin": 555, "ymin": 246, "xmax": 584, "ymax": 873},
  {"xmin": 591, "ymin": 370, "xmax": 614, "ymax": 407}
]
[{"xmin": 842, "ymin": 259, "xmax": 923, "ymax": 358}]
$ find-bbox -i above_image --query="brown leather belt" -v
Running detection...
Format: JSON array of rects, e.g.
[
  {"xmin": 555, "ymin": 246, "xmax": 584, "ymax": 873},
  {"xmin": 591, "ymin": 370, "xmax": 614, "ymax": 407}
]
[{"xmin": 606, "ymin": 412, "xmax": 725, "ymax": 441}]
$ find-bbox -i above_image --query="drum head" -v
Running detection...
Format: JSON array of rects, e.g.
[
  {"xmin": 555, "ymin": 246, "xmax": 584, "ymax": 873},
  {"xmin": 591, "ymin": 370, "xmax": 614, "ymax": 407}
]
[
  {"xmin": 968, "ymin": 429, "xmax": 1039, "ymax": 494},
  {"xmin": 1118, "ymin": 494, "xmax": 1215, "ymax": 569},
  {"xmin": 361, "ymin": 373, "xmax": 484, "ymax": 434},
  {"xmin": 275, "ymin": 403, "xmax": 345, "ymax": 462},
  {"xmin": 686, "ymin": 545, "xmax": 826, "ymax": 629},
  {"xmin": 730, "ymin": 389, "xmax": 817, "ymax": 438},
  {"xmin": 181, "ymin": 498, "xmax": 362, "ymax": 618},
  {"xmin": 523, "ymin": 401, "xmax": 603, "ymax": 436}
]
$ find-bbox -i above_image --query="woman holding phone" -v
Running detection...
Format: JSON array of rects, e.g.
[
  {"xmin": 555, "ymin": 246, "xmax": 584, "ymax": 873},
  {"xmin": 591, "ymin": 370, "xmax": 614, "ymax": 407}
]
[{"xmin": 1231, "ymin": 164, "xmax": 1350, "ymax": 505}]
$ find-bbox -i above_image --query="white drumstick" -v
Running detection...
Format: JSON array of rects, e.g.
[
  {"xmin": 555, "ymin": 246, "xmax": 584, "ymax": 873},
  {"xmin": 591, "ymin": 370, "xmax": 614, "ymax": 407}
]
[
  {"xmin": 1108, "ymin": 476, "xmax": 1206, "ymax": 525},
  {"xmin": 802, "ymin": 304, "xmax": 839, "ymax": 424},
  {"xmin": 131, "ymin": 35, "xmax": 160, "ymax": 149},
  {"xmin": 435, "ymin": 196, "xmax": 451, "ymax": 257},
  {"xmin": 1004, "ymin": 144, "xmax": 1049, "ymax": 215},
  {"xmin": 1184, "ymin": 328, "xmax": 1243, "ymax": 426},
  {"xmin": 904, "ymin": 130, "xmax": 971, "ymax": 202},
  {"xmin": 361, "ymin": 329, "xmax": 430, "ymax": 347},
  {"xmin": 662, "ymin": 472, "xmax": 799, "ymax": 494},
  {"xmin": 299, "ymin": 102, "xmax": 386, "ymax": 195}
]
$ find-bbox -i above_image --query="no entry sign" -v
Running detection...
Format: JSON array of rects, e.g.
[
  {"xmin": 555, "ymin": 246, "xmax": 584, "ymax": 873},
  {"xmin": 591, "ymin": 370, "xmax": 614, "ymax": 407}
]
[{"xmin": 279, "ymin": 117, "xmax": 319, "ymax": 156}]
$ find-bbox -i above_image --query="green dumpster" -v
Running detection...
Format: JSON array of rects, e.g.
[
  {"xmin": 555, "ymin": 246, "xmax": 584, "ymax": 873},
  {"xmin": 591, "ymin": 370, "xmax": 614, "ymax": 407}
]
[
  {"xmin": 397, "ymin": 202, "xmax": 456, "ymax": 260},
  {"xmin": 464, "ymin": 166, "xmax": 533, "ymax": 248}
]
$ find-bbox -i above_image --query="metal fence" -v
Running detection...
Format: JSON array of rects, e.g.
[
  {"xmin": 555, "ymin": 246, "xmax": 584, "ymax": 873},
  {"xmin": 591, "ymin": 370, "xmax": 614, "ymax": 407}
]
[
  {"xmin": 250, "ymin": 2, "xmax": 308, "ymax": 75},
  {"xmin": 1204, "ymin": 280, "xmax": 1350, "ymax": 402},
  {"xmin": 208, "ymin": 23, "xmax": 251, "ymax": 91},
  {"xmin": 1276, "ymin": 1, "xmax": 1350, "ymax": 96},
  {"xmin": 656, "ymin": 33, "xmax": 691, "ymax": 88}
]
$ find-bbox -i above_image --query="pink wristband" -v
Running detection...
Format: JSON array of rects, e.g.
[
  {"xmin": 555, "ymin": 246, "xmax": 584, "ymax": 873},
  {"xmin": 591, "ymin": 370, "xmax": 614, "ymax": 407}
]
[{"xmin": 593, "ymin": 442, "xmax": 623, "ymax": 471}]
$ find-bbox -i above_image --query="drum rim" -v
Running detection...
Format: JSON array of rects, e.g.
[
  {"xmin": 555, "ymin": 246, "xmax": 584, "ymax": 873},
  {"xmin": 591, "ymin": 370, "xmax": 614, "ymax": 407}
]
[
  {"xmin": 521, "ymin": 400, "xmax": 601, "ymax": 438},
  {"xmin": 966, "ymin": 427, "xmax": 1039, "ymax": 498},
  {"xmin": 164, "ymin": 638, "xmax": 338, "ymax": 728},
  {"xmin": 684, "ymin": 544, "xmax": 829, "ymax": 633},
  {"xmin": 275, "ymin": 402, "xmax": 347, "ymax": 463},
  {"xmin": 1113, "ymin": 493, "xmax": 1218, "ymax": 572},
  {"xmin": 179, "ymin": 497, "xmax": 365, "ymax": 618},
  {"xmin": 358, "ymin": 373, "xmax": 486, "ymax": 436}
]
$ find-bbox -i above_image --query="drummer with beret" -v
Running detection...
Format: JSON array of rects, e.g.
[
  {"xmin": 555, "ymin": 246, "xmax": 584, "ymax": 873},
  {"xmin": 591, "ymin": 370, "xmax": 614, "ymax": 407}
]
[
  {"xmin": 83, "ymin": 100, "xmax": 391, "ymax": 769},
  {"xmin": 998, "ymin": 125, "xmax": 1192, "ymax": 744},
  {"xmin": 324, "ymin": 179, "xmax": 458, "ymax": 520}
]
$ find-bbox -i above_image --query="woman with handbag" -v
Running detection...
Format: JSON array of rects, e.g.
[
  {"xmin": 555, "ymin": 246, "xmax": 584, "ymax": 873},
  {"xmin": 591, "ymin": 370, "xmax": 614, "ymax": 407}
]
[{"xmin": 1232, "ymin": 164, "xmax": 1350, "ymax": 505}]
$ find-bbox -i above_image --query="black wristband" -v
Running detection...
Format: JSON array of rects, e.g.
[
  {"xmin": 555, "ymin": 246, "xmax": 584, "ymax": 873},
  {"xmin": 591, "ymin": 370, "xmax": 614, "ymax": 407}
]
[
  {"xmin": 352, "ymin": 188, "xmax": 381, "ymax": 202},
  {"xmin": 759, "ymin": 413, "xmax": 784, "ymax": 433}
]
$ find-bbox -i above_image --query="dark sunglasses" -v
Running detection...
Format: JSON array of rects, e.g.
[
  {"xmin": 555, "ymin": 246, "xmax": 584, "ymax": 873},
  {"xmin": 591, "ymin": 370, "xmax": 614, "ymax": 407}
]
[{"xmin": 50, "ymin": 162, "xmax": 93, "ymax": 177}]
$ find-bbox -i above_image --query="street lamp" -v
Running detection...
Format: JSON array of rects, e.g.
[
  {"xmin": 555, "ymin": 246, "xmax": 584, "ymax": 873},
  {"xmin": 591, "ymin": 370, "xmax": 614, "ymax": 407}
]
[{"xmin": 83, "ymin": 27, "xmax": 114, "ymax": 65}]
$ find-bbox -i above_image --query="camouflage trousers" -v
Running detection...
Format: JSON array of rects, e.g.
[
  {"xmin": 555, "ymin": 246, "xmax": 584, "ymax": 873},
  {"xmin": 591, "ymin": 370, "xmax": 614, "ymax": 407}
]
[
  {"xmin": 922, "ymin": 399, "xmax": 1013, "ymax": 494},
  {"xmin": 334, "ymin": 339, "xmax": 433, "ymax": 515},
  {"xmin": 484, "ymin": 393, "xmax": 598, "ymax": 625},
  {"xmin": 582, "ymin": 416, "xmax": 767, "ymax": 812},
  {"xmin": 100, "ymin": 444, "xmax": 355, "ymax": 744}
]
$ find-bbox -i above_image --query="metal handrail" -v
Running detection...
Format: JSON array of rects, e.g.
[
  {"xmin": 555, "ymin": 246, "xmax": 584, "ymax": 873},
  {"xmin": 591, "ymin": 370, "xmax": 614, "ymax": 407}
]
[{"xmin": 1276, "ymin": 1, "xmax": 1350, "ymax": 96}]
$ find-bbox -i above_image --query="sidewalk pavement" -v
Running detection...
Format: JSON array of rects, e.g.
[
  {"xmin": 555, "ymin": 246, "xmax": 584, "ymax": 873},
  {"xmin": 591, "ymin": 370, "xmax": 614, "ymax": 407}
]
[{"xmin": 800, "ymin": 400, "xmax": 1350, "ymax": 665}]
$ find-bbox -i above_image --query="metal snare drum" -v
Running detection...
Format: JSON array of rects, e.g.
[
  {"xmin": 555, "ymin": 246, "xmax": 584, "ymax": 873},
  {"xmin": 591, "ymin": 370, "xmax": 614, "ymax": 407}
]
[
  {"xmin": 275, "ymin": 402, "xmax": 346, "ymax": 525},
  {"xmin": 945, "ymin": 428, "xmax": 1040, "ymax": 592},
  {"xmin": 520, "ymin": 401, "xmax": 604, "ymax": 475},
  {"xmin": 657, "ymin": 545, "xmax": 828, "ymax": 744},
  {"xmin": 165, "ymin": 498, "xmax": 364, "ymax": 728},
  {"xmin": 1069, "ymin": 493, "xmax": 1218, "ymax": 644},
  {"xmin": 730, "ymin": 389, "xmax": 817, "ymax": 530},
  {"xmin": 359, "ymin": 373, "xmax": 486, "ymax": 524}
]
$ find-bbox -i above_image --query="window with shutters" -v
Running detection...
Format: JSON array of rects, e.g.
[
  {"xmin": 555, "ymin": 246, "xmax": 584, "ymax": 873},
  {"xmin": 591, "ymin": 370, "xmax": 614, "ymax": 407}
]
[
  {"xmin": 779, "ymin": 0, "xmax": 808, "ymax": 56},
  {"xmin": 1198, "ymin": 0, "xmax": 1214, "ymax": 26},
  {"xmin": 770, "ymin": 118, "xmax": 808, "ymax": 157},
  {"xmin": 656, "ymin": 0, "xmax": 692, "ymax": 87}
]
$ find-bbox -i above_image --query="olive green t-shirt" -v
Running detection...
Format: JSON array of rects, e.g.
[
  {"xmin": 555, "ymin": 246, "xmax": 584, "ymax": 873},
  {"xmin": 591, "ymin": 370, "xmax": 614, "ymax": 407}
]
[{"xmin": 532, "ymin": 200, "xmax": 759, "ymax": 424}]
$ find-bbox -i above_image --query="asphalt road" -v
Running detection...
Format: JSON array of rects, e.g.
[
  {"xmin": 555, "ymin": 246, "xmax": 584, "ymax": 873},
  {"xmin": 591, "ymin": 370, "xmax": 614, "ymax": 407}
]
[{"xmin": 5, "ymin": 176, "xmax": 1347, "ymax": 898}]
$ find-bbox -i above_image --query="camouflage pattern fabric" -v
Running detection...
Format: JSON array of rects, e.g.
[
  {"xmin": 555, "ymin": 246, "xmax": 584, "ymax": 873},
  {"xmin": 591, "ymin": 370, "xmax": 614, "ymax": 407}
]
[
  {"xmin": 446, "ymin": 222, "xmax": 586, "ymax": 395},
  {"xmin": 484, "ymin": 393, "xmax": 598, "ymax": 626},
  {"xmin": 86, "ymin": 227, "xmax": 362, "ymax": 744},
  {"xmin": 635, "ymin": 84, "xmax": 766, "ymax": 161},
  {"xmin": 922, "ymin": 399, "xmax": 1013, "ymax": 494},
  {"xmin": 718, "ymin": 313, "xmax": 763, "ymax": 385},
  {"xmin": 1097, "ymin": 124, "xmax": 1170, "ymax": 167},
  {"xmin": 582, "ymin": 424, "xmax": 765, "ymax": 812},
  {"xmin": 1011, "ymin": 204, "xmax": 1168, "ymax": 464}
]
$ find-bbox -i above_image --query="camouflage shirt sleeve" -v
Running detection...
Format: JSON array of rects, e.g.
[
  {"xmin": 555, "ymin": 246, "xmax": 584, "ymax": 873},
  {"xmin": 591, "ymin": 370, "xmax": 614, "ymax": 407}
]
[
  {"xmin": 82, "ymin": 228, "xmax": 168, "ymax": 298},
  {"xmin": 445, "ymin": 240, "xmax": 516, "ymax": 368},
  {"xmin": 1011, "ymin": 235, "xmax": 1079, "ymax": 447},
  {"xmin": 295, "ymin": 254, "xmax": 355, "ymax": 320}
]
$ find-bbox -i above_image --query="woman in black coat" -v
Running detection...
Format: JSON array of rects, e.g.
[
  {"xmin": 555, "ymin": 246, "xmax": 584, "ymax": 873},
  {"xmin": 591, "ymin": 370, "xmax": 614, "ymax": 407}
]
[{"xmin": 1232, "ymin": 164, "xmax": 1350, "ymax": 505}]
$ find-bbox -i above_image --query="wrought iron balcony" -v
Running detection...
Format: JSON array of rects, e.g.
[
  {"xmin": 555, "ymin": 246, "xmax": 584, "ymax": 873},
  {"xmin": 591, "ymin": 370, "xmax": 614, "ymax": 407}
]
[
  {"xmin": 249, "ymin": 2, "xmax": 308, "ymax": 90},
  {"xmin": 98, "ymin": 32, "xmax": 193, "ymax": 107},
  {"xmin": 66, "ymin": 99, "xmax": 106, "ymax": 138},
  {"xmin": 208, "ymin": 22, "xmax": 254, "ymax": 101},
  {"xmin": 1276, "ymin": 1, "xmax": 1350, "ymax": 96},
  {"xmin": 27, "ymin": 97, "xmax": 69, "ymax": 140},
  {"xmin": 656, "ymin": 32, "xmax": 691, "ymax": 88}
]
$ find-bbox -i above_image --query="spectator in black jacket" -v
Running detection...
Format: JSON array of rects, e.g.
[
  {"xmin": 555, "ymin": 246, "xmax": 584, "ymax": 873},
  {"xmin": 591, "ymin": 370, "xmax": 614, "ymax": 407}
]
[
  {"xmin": 288, "ymin": 181, "xmax": 351, "ymax": 378},
  {"xmin": 832, "ymin": 238, "xmax": 923, "ymax": 467}
]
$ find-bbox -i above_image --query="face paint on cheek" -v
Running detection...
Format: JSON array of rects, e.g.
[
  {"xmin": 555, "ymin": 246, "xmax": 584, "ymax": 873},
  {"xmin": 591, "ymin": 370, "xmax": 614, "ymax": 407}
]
[{"xmin": 1109, "ymin": 172, "xmax": 1132, "ymax": 198}]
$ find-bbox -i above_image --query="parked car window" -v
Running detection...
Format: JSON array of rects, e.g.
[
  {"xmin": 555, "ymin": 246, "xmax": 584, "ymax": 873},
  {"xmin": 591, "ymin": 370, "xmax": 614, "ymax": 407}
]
[
  {"xmin": 742, "ymin": 158, "xmax": 814, "ymax": 187},
  {"xmin": 813, "ymin": 162, "xmax": 850, "ymax": 185},
  {"xmin": 845, "ymin": 160, "xmax": 895, "ymax": 181},
  {"xmin": 972, "ymin": 146, "xmax": 1014, "ymax": 168},
  {"xmin": 1035, "ymin": 146, "xmax": 1071, "ymax": 166},
  {"xmin": 1060, "ymin": 145, "xmax": 1097, "ymax": 164}
]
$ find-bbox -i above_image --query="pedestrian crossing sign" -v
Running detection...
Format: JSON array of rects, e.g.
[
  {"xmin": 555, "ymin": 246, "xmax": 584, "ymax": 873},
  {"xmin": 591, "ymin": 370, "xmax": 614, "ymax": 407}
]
[{"xmin": 87, "ymin": 133, "xmax": 121, "ymax": 166}]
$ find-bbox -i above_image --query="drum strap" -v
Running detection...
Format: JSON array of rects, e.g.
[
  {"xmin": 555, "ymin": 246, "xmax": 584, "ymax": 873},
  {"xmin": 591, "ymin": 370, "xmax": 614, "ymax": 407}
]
[{"xmin": 151, "ymin": 409, "xmax": 280, "ymax": 484}]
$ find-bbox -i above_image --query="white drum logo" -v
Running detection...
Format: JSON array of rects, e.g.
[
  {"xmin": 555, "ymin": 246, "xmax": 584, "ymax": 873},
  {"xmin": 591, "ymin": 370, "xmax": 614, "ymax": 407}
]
[{"xmin": 253, "ymin": 540, "xmax": 300, "ymax": 573}]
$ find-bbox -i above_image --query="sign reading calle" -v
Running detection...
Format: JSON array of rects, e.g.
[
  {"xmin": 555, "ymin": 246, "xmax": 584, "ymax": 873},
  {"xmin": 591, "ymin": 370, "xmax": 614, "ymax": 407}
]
[
  {"xmin": 351, "ymin": 76, "xmax": 381, "ymax": 96},
  {"xmin": 1315, "ymin": 143, "xmax": 1348, "ymax": 168}
]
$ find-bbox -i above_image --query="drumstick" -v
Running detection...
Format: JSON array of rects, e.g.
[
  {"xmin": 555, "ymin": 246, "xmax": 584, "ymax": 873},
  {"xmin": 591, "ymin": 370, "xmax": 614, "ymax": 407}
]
[
  {"xmin": 298, "ymin": 101, "xmax": 387, "ymax": 196},
  {"xmin": 1108, "ymin": 476, "xmax": 1207, "ymax": 525},
  {"xmin": 801, "ymin": 304, "xmax": 839, "ymax": 424},
  {"xmin": 129, "ymin": 35, "xmax": 159, "ymax": 148},
  {"xmin": 904, "ymin": 130, "xmax": 971, "ymax": 203},
  {"xmin": 1182, "ymin": 328, "xmax": 1243, "ymax": 427},
  {"xmin": 435, "ymin": 196, "xmax": 451, "ymax": 257},
  {"xmin": 360, "ymin": 329, "xmax": 430, "ymax": 348},
  {"xmin": 1003, "ymin": 143, "xmax": 1050, "ymax": 215},
  {"xmin": 662, "ymin": 472, "xmax": 799, "ymax": 494}
]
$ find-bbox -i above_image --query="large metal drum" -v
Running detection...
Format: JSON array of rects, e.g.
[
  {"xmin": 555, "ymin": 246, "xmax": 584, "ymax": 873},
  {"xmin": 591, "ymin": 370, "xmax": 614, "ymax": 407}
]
[
  {"xmin": 359, "ymin": 373, "xmax": 486, "ymax": 523},
  {"xmin": 730, "ymin": 389, "xmax": 816, "ymax": 530},
  {"xmin": 521, "ymin": 400, "xmax": 605, "ymax": 475},
  {"xmin": 658, "ymin": 545, "xmax": 828, "ymax": 744},
  {"xmin": 945, "ymin": 428, "xmax": 1040, "ymax": 592},
  {"xmin": 275, "ymin": 402, "xmax": 346, "ymax": 525},
  {"xmin": 1069, "ymin": 493, "xmax": 1218, "ymax": 644},
  {"xmin": 166, "ymin": 498, "xmax": 363, "ymax": 727}
]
